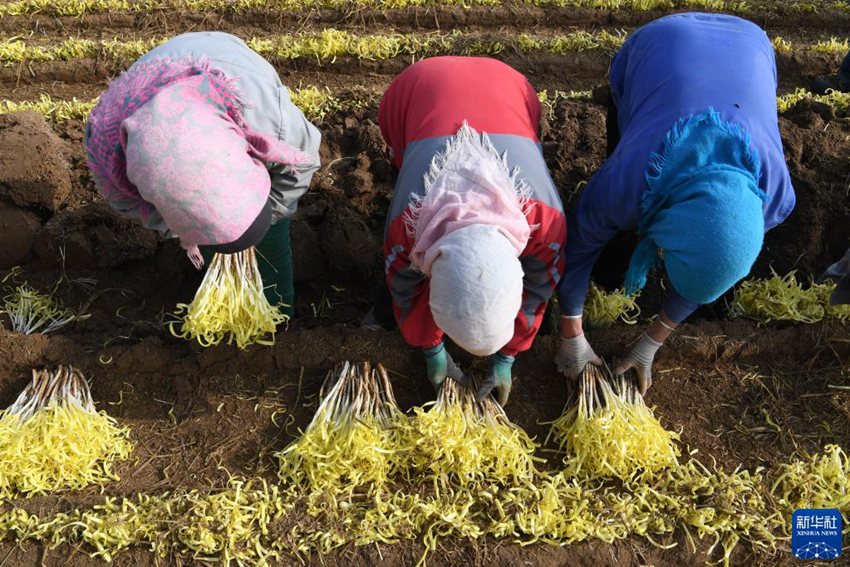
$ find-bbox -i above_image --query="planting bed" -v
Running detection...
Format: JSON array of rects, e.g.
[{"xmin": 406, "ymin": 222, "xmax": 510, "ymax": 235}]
[{"xmin": 1, "ymin": 1, "xmax": 850, "ymax": 565}]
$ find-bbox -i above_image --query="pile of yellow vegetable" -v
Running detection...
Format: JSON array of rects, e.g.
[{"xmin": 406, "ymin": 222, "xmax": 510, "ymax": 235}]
[
  {"xmin": 1, "ymin": 284, "xmax": 87, "ymax": 334},
  {"xmin": 583, "ymin": 283, "xmax": 641, "ymax": 328},
  {"xmin": 548, "ymin": 363, "xmax": 679, "ymax": 481},
  {"xmin": 0, "ymin": 360, "xmax": 848, "ymax": 566},
  {"xmin": 544, "ymin": 363, "xmax": 782, "ymax": 564},
  {"xmin": 0, "ymin": 366, "xmax": 132, "ymax": 499},
  {"xmin": 729, "ymin": 271, "xmax": 850, "ymax": 323},
  {"xmin": 278, "ymin": 364, "xmax": 548, "ymax": 558},
  {"xmin": 170, "ymin": 248, "xmax": 288, "ymax": 349},
  {"xmin": 277, "ymin": 361, "xmax": 405, "ymax": 497},
  {"xmin": 0, "ymin": 477, "xmax": 290, "ymax": 564}
]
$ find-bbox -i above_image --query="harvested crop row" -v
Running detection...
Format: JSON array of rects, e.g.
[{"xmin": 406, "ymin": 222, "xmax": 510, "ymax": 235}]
[
  {"xmin": 2, "ymin": 30, "xmax": 847, "ymax": 67},
  {"xmin": 0, "ymin": 0, "xmax": 754, "ymax": 17},
  {"xmin": 0, "ymin": 29, "xmax": 629, "ymax": 66},
  {"xmin": 0, "ymin": 87, "xmax": 587, "ymax": 124},
  {"xmin": 777, "ymin": 87, "xmax": 850, "ymax": 113}
]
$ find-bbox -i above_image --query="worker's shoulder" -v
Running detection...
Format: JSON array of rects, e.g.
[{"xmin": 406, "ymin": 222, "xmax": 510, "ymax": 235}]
[
  {"xmin": 631, "ymin": 11, "xmax": 768, "ymax": 43},
  {"xmin": 400, "ymin": 55, "xmax": 526, "ymax": 80},
  {"xmin": 143, "ymin": 31, "xmax": 279, "ymax": 80}
]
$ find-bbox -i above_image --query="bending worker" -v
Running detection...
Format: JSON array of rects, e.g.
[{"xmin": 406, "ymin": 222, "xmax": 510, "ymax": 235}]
[
  {"xmin": 85, "ymin": 31, "xmax": 321, "ymax": 316},
  {"xmin": 556, "ymin": 13, "xmax": 796, "ymax": 393},
  {"xmin": 380, "ymin": 56, "xmax": 567, "ymax": 406}
]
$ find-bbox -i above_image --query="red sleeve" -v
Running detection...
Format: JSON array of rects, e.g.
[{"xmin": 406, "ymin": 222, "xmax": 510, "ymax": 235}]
[
  {"xmin": 384, "ymin": 212, "xmax": 444, "ymax": 349},
  {"xmin": 501, "ymin": 202, "xmax": 567, "ymax": 356}
]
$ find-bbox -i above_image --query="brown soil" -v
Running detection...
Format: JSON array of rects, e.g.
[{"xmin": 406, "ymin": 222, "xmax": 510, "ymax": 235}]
[
  {"xmin": 0, "ymin": 111, "xmax": 70, "ymax": 212},
  {"xmin": 1, "ymin": 4, "xmax": 850, "ymax": 566}
]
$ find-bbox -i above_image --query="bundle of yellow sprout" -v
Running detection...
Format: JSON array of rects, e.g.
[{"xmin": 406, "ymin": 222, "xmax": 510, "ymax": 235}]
[
  {"xmin": 729, "ymin": 270, "xmax": 850, "ymax": 323},
  {"xmin": 548, "ymin": 363, "xmax": 679, "ymax": 481},
  {"xmin": 583, "ymin": 282, "xmax": 640, "ymax": 328},
  {"xmin": 1, "ymin": 284, "xmax": 87, "ymax": 334},
  {"xmin": 0, "ymin": 366, "xmax": 132, "ymax": 499},
  {"xmin": 401, "ymin": 377, "xmax": 542, "ymax": 487},
  {"xmin": 170, "ymin": 248, "xmax": 288, "ymax": 349},
  {"xmin": 278, "ymin": 361, "xmax": 417, "ymax": 555},
  {"xmin": 277, "ymin": 361, "xmax": 405, "ymax": 496},
  {"xmin": 389, "ymin": 377, "xmax": 548, "ymax": 555}
]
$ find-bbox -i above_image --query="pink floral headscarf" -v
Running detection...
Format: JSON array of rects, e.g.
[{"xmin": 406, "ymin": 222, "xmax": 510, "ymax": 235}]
[{"xmin": 86, "ymin": 57, "xmax": 311, "ymax": 267}]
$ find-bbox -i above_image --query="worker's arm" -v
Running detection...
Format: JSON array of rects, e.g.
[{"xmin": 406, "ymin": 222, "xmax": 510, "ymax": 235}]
[
  {"xmin": 385, "ymin": 213, "xmax": 468, "ymax": 391},
  {"xmin": 501, "ymin": 202, "xmax": 567, "ymax": 356},
  {"xmin": 267, "ymin": 92, "xmax": 322, "ymax": 221},
  {"xmin": 556, "ymin": 159, "xmax": 641, "ymax": 378}
]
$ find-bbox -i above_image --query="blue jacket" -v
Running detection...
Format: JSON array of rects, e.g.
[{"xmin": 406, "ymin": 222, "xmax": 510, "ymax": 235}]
[{"xmin": 559, "ymin": 13, "xmax": 795, "ymax": 322}]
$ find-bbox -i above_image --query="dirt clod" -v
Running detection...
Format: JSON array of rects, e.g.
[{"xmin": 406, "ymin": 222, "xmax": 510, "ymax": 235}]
[{"xmin": 0, "ymin": 111, "xmax": 71, "ymax": 212}]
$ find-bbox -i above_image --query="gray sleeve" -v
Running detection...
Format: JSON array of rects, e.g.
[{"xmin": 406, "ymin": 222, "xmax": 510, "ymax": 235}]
[
  {"xmin": 267, "ymin": 88, "xmax": 322, "ymax": 221},
  {"xmin": 131, "ymin": 32, "xmax": 322, "ymax": 222}
]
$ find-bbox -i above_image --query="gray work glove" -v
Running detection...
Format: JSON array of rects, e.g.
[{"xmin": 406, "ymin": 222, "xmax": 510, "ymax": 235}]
[
  {"xmin": 614, "ymin": 332, "xmax": 663, "ymax": 395},
  {"xmin": 555, "ymin": 334, "xmax": 603, "ymax": 379}
]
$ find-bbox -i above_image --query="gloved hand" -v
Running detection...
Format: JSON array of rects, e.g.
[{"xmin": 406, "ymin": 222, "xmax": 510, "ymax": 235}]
[
  {"xmin": 423, "ymin": 342, "xmax": 467, "ymax": 392},
  {"xmin": 475, "ymin": 352, "xmax": 515, "ymax": 406},
  {"xmin": 614, "ymin": 332, "xmax": 663, "ymax": 395},
  {"xmin": 555, "ymin": 334, "xmax": 602, "ymax": 379}
]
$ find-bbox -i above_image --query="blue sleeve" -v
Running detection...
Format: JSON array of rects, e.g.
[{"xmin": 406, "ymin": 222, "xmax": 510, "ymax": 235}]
[
  {"xmin": 558, "ymin": 155, "xmax": 643, "ymax": 316},
  {"xmin": 661, "ymin": 289, "xmax": 699, "ymax": 323}
]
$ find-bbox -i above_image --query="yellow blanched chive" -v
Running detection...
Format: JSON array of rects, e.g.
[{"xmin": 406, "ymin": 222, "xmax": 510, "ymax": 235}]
[
  {"xmin": 771, "ymin": 444, "xmax": 850, "ymax": 518},
  {"xmin": 277, "ymin": 361, "xmax": 405, "ymax": 495},
  {"xmin": 399, "ymin": 377, "xmax": 544, "ymax": 488},
  {"xmin": 1, "ymin": 283, "xmax": 88, "ymax": 334},
  {"xmin": 169, "ymin": 247, "xmax": 289, "ymax": 349},
  {"xmin": 0, "ymin": 366, "xmax": 133, "ymax": 499},
  {"xmin": 777, "ymin": 88, "xmax": 850, "ymax": 114},
  {"xmin": 546, "ymin": 364, "xmax": 780, "ymax": 563},
  {"xmin": 288, "ymin": 85, "xmax": 342, "ymax": 122},
  {"xmin": 813, "ymin": 36, "xmax": 850, "ymax": 54},
  {"xmin": 0, "ymin": 95, "xmax": 97, "ymax": 121},
  {"xmin": 0, "ymin": 477, "xmax": 289, "ymax": 563},
  {"xmin": 729, "ymin": 270, "xmax": 849, "ymax": 323},
  {"xmin": 583, "ymin": 282, "xmax": 640, "ymax": 328},
  {"xmin": 548, "ymin": 363, "xmax": 679, "ymax": 481}
]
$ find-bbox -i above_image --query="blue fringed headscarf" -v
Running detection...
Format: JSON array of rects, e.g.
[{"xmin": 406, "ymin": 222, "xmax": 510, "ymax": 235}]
[{"xmin": 623, "ymin": 108, "xmax": 768, "ymax": 305}]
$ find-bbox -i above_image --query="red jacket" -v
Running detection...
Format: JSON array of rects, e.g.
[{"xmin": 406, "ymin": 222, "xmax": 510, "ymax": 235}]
[{"xmin": 379, "ymin": 57, "xmax": 566, "ymax": 356}]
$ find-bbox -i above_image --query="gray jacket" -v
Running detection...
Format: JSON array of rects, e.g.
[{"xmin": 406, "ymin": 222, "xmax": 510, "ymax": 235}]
[{"xmin": 134, "ymin": 31, "xmax": 321, "ymax": 228}]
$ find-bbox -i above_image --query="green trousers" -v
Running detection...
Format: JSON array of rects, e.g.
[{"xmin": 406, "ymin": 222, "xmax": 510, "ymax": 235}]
[{"xmin": 200, "ymin": 219, "xmax": 295, "ymax": 317}]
